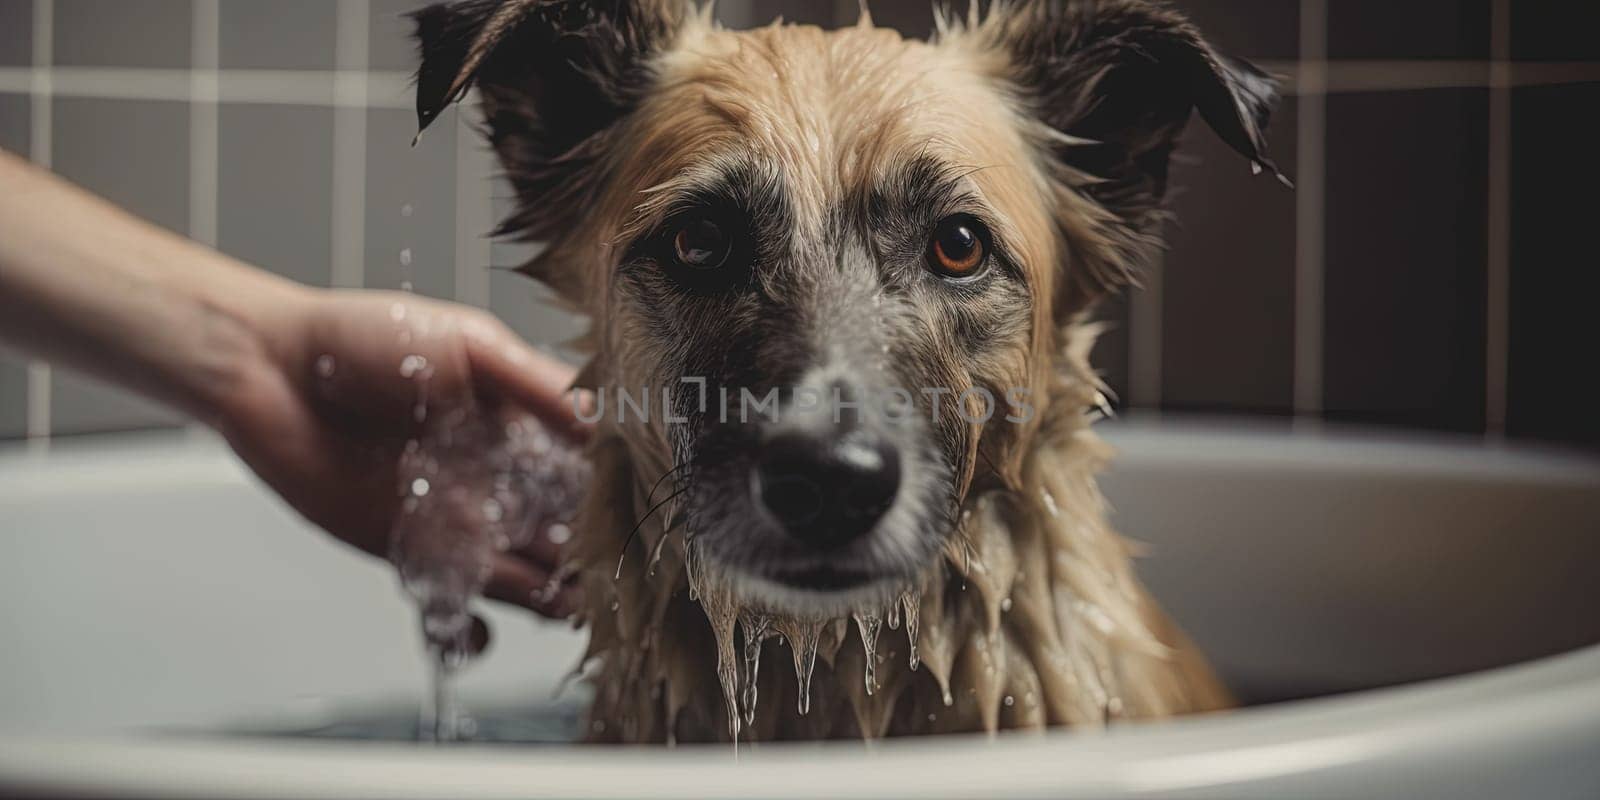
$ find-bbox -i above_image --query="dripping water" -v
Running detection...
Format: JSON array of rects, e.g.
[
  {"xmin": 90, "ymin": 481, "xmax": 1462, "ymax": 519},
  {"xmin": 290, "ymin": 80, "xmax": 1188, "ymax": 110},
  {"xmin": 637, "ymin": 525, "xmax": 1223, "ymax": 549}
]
[
  {"xmin": 853, "ymin": 611, "xmax": 884, "ymax": 696},
  {"xmin": 389, "ymin": 403, "xmax": 589, "ymax": 742}
]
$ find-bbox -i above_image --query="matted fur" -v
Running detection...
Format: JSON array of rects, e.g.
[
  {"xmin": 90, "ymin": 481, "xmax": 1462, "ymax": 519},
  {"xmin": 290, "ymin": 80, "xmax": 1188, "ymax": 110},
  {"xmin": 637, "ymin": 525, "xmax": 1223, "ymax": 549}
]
[{"xmin": 412, "ymin": 0, "xmax": 1277, "ymax": 742}]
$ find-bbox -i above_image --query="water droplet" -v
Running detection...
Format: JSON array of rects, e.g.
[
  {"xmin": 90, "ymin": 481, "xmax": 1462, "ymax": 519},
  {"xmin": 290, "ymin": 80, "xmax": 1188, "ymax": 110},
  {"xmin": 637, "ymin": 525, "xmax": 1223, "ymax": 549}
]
[
  {"xmin": 547, "ymin": 522, "xmax": 572, "ymax": 545},
  {"xmin": 399, "ymin": 248, "xmax": 413, "ymax": 267},
  {"xmin": 1003, "ymin": 695, "xmax": 1015, "ymax": 707},
  {"xmin": 1001, "ymin": 596, "xmax": 1013, "ymax": 613},
  {"xmin": 399, "ymin": 354, "xmax": 429, "ymax": 378},
  {"xmin": 410, "ymin": 477, "xmax": 430, "ymax": 497},
  {"xmin": 401, "ymin": 203, "xmax": 414, "ymax": 217},
  {"xmin": 400, "ymin": 280, "xmax": 414, "ymax": 293},
  {"xmin": 1041, "ymin": 490, "xmax": 1060, "ymax": 518},
  {"xmin": 390, "ymin": 303, "xmax": 408, "ymax": 322},
  {"xmin": 481, "ymin": 498, "xmax": 503, "ymax": 523},
  {"xmin": 314, "ymin": 354, "xmax": 336, "ymax": 378}
]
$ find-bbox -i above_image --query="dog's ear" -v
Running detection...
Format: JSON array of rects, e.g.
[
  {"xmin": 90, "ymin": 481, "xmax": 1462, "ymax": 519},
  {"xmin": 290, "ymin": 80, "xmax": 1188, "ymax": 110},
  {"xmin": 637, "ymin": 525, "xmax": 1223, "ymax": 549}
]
[
  {"xmin": 410, "ymin": 0, "xmax": 687, "ymax": 248},
  {"xmin": 970, "ymin": 0, "xmax": 1284, "ymax": 290}
]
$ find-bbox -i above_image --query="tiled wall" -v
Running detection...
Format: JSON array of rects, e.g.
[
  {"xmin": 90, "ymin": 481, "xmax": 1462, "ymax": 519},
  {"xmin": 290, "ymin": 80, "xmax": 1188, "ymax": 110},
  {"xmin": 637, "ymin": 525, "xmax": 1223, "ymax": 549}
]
[{"xmin": 0, "ymin": 1, "xmax": 1597, "ymax": 449}]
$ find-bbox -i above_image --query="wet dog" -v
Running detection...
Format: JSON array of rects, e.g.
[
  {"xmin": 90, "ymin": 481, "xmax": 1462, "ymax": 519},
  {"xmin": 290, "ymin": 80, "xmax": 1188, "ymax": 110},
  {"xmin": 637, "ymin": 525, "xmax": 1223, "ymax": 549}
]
[{"xmin": 412, "ymin": 0, "xmax": 1282, "ymax": 742}]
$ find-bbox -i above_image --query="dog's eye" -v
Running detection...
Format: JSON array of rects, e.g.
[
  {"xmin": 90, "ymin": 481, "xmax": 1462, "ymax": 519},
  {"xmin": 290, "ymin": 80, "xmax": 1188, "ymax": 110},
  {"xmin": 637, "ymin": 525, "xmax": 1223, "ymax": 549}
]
[
  {"xmin": 927, "ymin": 215, "xmax": 989, "ymax": 278},
  {"xmin": 672, "ymin": 218, "xmax": 731, "ymax": 270}
]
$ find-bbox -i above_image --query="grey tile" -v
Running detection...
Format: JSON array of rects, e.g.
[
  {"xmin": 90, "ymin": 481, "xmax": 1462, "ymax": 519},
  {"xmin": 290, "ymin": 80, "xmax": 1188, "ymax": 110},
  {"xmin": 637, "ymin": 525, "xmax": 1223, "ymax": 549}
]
[
  {"xmin": 219, "ymin": 0, "xmax": 336, "ymax": 70},
  {"xmin": 51, "ymin": 370, "xmax": 183, "ymax": 435},
  {"xmin": 365, "ymin": 106, "xmax": 454, "ymax": 298},
  {"xmin": 0, "ymin": 359, "xmax": 26, "ymax": 439},
  {"xmin": 50, "ymin": 97, "xmax": 190, "ymax": 434},
  {"xmin": 217, "ymin": 103, "xmax": 334, "ymax": 288},
  {"xmin": 52, "ymin": 97, "xmax": 189, "ymax": 235},
  {"xmin": 1323, "ymin": 89, "xmax": 1488, "ymax": 433},
  {"xmin": 489, "ymin": 268, "xmax": 587, "ymax": 355},
  {"xmin": 0, "ymin": 0, "xmax": 31, "ymax": 66},
  {"xmin": 1161, "ymin": 98, "xmax": 1298, "ymax": 416},
  {"xmin": 486, "ymin": 177, "xmax": 586, "ymax": 352},
  {"xmin": 53, "ymin": 0, "xmax": 191, "ymax": 68},
  {"xmin": 1507, "ymin": 84, "xmax": 1600, "ymax": 447},
  {"xmin": 370, "ymin": 0, "xmax": 424, "ymax": 72},
  {"xmin": 0, "ymin": 91, "xmax": 28, "ymax": 153}
]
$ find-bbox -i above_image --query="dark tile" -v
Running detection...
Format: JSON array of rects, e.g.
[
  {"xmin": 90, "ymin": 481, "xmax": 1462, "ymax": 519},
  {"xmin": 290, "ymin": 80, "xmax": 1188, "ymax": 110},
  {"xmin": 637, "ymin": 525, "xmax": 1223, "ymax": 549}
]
[
  {"xmin": 1089, "ymin": 293, "xmax": 1132, "ymax": 410},
  {"xmin": 1328, "ymin": 0, "xmax": 1490, "ymax": 61},
  {"xmin": 1506, "ymin": 84, "xmax": 1600, "ymax": 447},
  {"xmin": 0, "ymin": 360, "xmax": 26, "ymax": 439},
  {"xmin": 1161, "ymin": 98, "xmax": 1298, "ymax": 415},
  {"xmin": 0, "ymin": 0, "xmax": 31, "ymax": 66},
  {"xmin": 50, "ymin": 97, "xmax": 189, "ymax": 434},
  {"xmin": 53, "ymin": 0, "xmax": 191, "ymax": 68},
  {"xmin": 866, "ymin": 0, "xmax": 934, "ymax": 40},
  {"xmin": 219, "ymin": 0, "xmax": 337, "ymax": 70},
  {"xmin": 1, "ymin": 92, "xmax": 30, "ymax": 438},
  {"xmin": 1511, "ymin": 5, "xmax": 1600, "ymax": 61},
  {"xmin": 1323, "ymin": 89, "xmax": 1489, "ymax": 433},
  {"xmin": 366, "ymin": 106, "xmax": 455, "ymax": 298},
  {"xmin": 1174, "ymin": 0, "xmax": 1300, "ymax": 61},
  {"xmin": 718, "ymin": 0, "xmax": 839, "ymax": 30},
  {"xmin": 217, "ymin": 103, "xmax": 334, "ymax": 288},
  {"xmin": 0, "ymin": 91, "xmax": 27, "ymax": 153},
  {"xmin": 51, "ymin": 370, "xmax": 183, "ymax": 434},
  {"xmin": 370, "ymin": 0, "xmax": 423, "ymax": 72}
]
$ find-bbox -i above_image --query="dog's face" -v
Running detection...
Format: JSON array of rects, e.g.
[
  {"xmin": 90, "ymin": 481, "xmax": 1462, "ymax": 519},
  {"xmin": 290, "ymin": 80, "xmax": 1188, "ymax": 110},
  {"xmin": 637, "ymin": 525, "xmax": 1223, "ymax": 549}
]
[{"xmin": 413, "ymin": 0, "xmax": 1278, "ymax": 617}]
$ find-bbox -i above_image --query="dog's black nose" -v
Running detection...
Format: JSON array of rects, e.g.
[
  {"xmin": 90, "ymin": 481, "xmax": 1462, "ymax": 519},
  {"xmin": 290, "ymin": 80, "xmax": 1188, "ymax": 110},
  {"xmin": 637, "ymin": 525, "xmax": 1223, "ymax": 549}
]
[{"xmin": 755, "ymin": 429, "xmax": 901, "ymax": 549}]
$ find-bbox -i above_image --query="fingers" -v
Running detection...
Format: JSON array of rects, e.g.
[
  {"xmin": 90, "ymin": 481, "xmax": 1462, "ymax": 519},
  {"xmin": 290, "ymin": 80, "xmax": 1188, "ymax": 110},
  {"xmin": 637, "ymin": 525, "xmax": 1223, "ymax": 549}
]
[
  {"xmin": 482, "ymin": 551, "xmax": 582, "ymax": 619},
  {"xmin": 461, "ymin": 314, "xmax": 593, "ymax": 444}
]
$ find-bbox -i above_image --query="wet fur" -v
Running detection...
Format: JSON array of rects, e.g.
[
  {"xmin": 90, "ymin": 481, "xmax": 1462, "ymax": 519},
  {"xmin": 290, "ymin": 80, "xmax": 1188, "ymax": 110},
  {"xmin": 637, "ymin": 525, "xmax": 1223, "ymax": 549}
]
[{"xmin": 412, "ymin": 0, "xmax": 1279, "ymax": 741}]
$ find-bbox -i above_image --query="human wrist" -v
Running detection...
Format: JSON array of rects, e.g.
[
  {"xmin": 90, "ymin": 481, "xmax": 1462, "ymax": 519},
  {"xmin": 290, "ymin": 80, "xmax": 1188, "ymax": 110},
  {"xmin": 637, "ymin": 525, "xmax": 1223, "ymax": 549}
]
[{"xmin": 185, "ymin": 252, "xmax": 318, "ymax": 429}]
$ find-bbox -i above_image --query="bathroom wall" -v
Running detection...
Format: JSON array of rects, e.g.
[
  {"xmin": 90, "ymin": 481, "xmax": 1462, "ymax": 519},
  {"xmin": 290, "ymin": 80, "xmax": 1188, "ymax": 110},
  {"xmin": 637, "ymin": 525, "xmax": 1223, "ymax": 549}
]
[{"xmin": 0, "ymin": 0, "xmax": 1596, "ymax": 448}]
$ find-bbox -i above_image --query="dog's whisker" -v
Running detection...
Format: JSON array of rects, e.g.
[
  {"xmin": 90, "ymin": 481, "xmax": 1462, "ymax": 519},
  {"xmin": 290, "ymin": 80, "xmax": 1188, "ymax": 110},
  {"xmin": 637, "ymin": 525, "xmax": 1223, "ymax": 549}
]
[
  {"xmin": 615, "ymin": 485, "xmax": 690, "ymax": 581},
  {"xmin": 647, "ymin": 515, "xmax": 686, "ymax": 578}
]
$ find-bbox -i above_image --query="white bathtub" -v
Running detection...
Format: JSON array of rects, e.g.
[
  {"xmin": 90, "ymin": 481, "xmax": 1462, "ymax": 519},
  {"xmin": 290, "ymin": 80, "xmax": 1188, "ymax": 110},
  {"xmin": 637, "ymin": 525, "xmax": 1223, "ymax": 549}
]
[{"xmin": 2, "ymin": 419, "xmax": 1598, "ymax": 798}]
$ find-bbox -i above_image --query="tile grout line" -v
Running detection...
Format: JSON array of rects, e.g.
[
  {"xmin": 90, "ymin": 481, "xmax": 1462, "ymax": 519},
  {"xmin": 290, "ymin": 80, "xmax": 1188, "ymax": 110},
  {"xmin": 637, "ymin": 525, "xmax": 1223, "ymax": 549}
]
[
  {"xmin": 181, "ymin": 1, "xmax": 220, "ymax": 437},
  {"xmin": 0, "ymin": 66, "xmax": 415, "ymax": 106},
  {"xmin": 25, "ymin": 0, "xmax": 53, "ymax": 443},
  {"xmin": 1128, "ymin": 251, "xmax": 1163, "ymax": 410},
  {"xmin": 2, "ymin": 62, "xmax": 1596, "ymax": 106},
  {"xmin": 189, "ymin": 1, "xmax": 219, "ymax": 248},
  {"xmin": 331, "ymin": 0, "xmax": 370, "ymax": 290},
  {"xmin": 1485, "ymin": 0, "xmax": 1512, "ymax": 438},
  {"xmin": 1292, "ymin": 0, "xmax": 1327, "ymax": 429}
]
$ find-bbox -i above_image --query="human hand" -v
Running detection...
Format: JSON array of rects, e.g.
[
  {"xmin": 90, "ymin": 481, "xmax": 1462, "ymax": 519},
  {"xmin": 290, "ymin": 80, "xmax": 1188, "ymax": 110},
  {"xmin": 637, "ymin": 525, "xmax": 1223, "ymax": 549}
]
[{"xmin": 216, "ymin": 288, "xmax": 590, "ymax": 624}]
